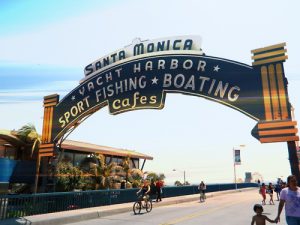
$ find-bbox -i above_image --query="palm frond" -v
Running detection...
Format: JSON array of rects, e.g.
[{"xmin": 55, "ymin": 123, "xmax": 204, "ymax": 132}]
[
  {"xmin": 16, "ymin": 123, "xmax": 38, "ymax": 143},
  {"xmin": 31, "ymin": 138, "xmax": 40, "ymax": 158}
]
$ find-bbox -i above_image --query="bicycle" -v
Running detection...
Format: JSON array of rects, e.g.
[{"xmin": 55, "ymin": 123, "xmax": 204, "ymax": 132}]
[{"xmin": 133, "ymin": 195, "xmax": 152, "ymax": 214}]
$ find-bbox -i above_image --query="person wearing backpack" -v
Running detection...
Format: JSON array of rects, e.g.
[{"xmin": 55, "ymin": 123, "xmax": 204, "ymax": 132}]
[{"xmin": 198, "ymin": 181, "xmax": 206, "ymax": 202}]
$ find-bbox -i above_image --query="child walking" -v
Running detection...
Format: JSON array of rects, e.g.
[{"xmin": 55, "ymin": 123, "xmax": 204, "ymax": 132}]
[
  {"xmin": 260, "ymin": 183, "xmax": 267, "ymax": 205},
  {"xmin": 251, "ymin": 204, "xmax": 276, "ymax": 225},
  {"xmin": 267, "ymin": 183, "xmax": 275, "ymax": 205}
]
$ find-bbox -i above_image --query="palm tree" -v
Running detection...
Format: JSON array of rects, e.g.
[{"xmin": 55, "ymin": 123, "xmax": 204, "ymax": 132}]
[
  {"xmin": 91, "ymin": 154, "xmax": 123, "ymax": 189},
  {"xmin": 158, "ymin": 173, "xmax": 166, "ymax": 181},
  {"xmin": 121, "ymin": 156, "xmax": 130, "ymax": 183},
  {"xmin": 129, "ymin": 168, "xmax": 144, "ymax": 188},
  {"xmin": 120, "ymin": 156, "xmax": 145, "ymax": 188},
  {"xmin": 15, "ymin": 123, "xmax": 40, "ymax": 160},
  {"xmin": 174, "ymin": 180, "xmax": 183, "ymax": 186},
  {"xmin": 146, "ymin": 172, "xmax": 165, "ymax": 182},
  {"xmin": 55, "ymin": 161, "xmax": 85, "ymax": 191}
]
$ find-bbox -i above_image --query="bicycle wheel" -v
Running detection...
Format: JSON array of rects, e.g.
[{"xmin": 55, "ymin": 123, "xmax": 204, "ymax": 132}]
[
  {"xmin": 133, "ymin": 202, "xmax": 141, "ymax": 214},
  {"xmin": 145, "ymin": 200, "xmax": 152, "ymax": 212}
]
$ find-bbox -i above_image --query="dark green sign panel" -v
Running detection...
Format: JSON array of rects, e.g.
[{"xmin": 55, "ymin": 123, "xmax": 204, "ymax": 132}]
[
  {"xmin": 52, "ymin": 52, "xmax": 268, "ymax": 141},
  {"xmin": 39, "ymin": 40, "xmax": 299, "ymax": 185}
]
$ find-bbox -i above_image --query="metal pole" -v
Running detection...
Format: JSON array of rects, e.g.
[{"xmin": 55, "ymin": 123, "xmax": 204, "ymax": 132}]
[
  {"xmin": 233, "ymin": 148, "xmax": 237, "ymax": 190},
  {"xmin": 234, "ymin": 161, "xmax": 237, "ymax": 190},
  {"xmin": 34, "ymin": 154, "xmax": 41, "ymax": 193},
  {"xmin": 184, "ymin": 171, "xmax": 186, "ymax": 185},
  {"xmin": 287, "ymin": 141, "xmax": 300, "ymax": 184}
]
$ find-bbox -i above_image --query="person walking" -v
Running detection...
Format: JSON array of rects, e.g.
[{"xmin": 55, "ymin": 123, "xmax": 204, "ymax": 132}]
[
  {"xmin": 275, "ymin": 175, "xmax": 300, "ymax": 224},
  {"xmin": 199, "ymin": 181, "xmax": 206, "ymax": 202},
  {"xmin": 274, "ymin": 181, "xmax": 282, "ymax": 201},
  {"xmin": 260, "ymin": 183, "xmax": 267, "ymax": 205},
  {"xmin": 267, "ymin": 183, "xmax": 275, "ymax": 205},
  {"xmin": 251, "ymin": 204, "xmax": 276, "ymax": 225},
  {"xmin": 156, "ymin": 179, "xmax": 163, "ymax": 202},
  {"xmin": 150, "ymin": 180, "xmax": 157, "ymax": 201}
]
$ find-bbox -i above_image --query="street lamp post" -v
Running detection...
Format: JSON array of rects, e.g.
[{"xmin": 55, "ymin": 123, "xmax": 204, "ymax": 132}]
[
  {"xmin": 233, "ymin": 145, "xmax": 245, "ymax": 190},
  {"xmin": 233, "ymin": 154, "xmax": 237, "ymax": 190}
]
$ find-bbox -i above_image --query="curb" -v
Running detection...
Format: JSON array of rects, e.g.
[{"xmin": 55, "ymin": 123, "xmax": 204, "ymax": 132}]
[{"xmin": 0, "ymin": 188, "xmax": 256, "ymax": 225}]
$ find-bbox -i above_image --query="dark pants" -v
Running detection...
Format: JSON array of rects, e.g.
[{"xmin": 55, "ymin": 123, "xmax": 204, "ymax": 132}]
[
  {"xmin": 286, "ymin": 216, "xmax": 300, "ymax": 225},
  {"xmin": 156, "ymin": 188, "xmax": 161, "ymax": 201}
]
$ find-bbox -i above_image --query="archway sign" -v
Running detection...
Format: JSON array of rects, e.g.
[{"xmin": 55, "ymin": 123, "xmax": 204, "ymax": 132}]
[{"xmin": 39, "ymin": 35, "xmax": 299, "ymax": 179}]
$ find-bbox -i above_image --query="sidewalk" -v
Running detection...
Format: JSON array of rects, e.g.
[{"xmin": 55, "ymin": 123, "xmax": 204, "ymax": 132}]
[{"xmin": 1, "ymin": 188, "xmax": 256, "ymax": 225}]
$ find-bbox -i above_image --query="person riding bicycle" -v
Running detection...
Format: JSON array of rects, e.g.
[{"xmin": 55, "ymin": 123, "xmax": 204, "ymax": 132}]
[
  {"xmin": 137, "ymin": 180, "xmax": 151, "ymax": 202},
  {"xmin": 133, "ymin": 180, "xmax": 153, "ymax": 214}
]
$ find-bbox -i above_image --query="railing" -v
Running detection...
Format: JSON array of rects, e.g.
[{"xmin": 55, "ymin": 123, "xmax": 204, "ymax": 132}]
[{"xmin": 0, "ymin": 183, "xmax": 258, "ymax": 220}]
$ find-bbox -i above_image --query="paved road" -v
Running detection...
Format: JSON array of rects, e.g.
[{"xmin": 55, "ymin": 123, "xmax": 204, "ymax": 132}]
[{"xmin": 65, "ymin": 189, "xmax": 286, "ymax": 225}]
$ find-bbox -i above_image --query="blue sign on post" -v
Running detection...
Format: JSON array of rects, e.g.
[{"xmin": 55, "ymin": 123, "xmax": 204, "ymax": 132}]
[{"xmin": 234, "ymin": 149, "xmax": 241, "ymax": 165}]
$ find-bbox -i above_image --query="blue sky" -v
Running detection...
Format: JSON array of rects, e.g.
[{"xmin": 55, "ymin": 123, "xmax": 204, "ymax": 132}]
[
  {"xmin": 0, "ymin": 0, "xmax": 118, "ymax": 36},
  {"xmin": 1, "ymin": 0, "xmax": 299, "ymax": 185}
]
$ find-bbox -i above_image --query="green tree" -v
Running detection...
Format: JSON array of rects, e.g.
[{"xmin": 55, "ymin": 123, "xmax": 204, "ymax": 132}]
[
  {"xmin": 91, "ymin": 154, "xmax": 123, "ymax": 189},
  {"xmin": 120, "ymin": 156, "xmax": 145, "ymax": 188},
  {"xmin": 55, "ymin": 162, "xmax": 85, "ymax": 191},
  {"xmin": 121, "ymin": 156, "xmax": 130, "ymax": 183},
  {"xmin": 129, "ymin": 168, "xmax": 144, "ymax": 188},
  {"xmin": 174, "ymin": 180, "xmax": 182, "ymax": 186},
  {"xmin": 184, "ymin": 181, "xmax": 190, "ymax": 185},
  {"xmin": 158, "ymin": 173, "xmax": 166, "ymax": 181},
  {"xmin": 15, "ymin": 123, "xmax": 40, "ymax": 159},
  {"xmin": 146, "ymin": 172, "xmax": 165, "ymax": 182}
]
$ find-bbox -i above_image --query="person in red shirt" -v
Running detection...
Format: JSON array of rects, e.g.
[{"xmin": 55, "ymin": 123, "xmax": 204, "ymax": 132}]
[
  {"xmin": 260, "ymin": 183, "xmax": 267, "ymax": 205},
  {"xmin": 156, "ymin": 179, "xmax": 163, "ymax": 202}
]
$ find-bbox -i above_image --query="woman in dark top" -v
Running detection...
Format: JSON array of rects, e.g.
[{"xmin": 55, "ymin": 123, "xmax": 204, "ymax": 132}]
[{"xmin": 267, "ymin": 183, "xmax": 274, "ymax": 205}]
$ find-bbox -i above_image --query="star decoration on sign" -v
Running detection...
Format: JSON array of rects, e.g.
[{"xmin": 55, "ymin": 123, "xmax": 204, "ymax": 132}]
[
  {"xmin": 151, "ymin": 77, "xmax": 159, "ymax": 84},
  {"xmin": 213, "ymin": 65, "xmax": 221, "ymax": 72},
  {"xmin": 71, "ymin": 96, "xmax": 76, "ymax": 101}
]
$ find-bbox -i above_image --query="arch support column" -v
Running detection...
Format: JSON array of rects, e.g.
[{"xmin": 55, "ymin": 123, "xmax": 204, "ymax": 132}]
[
  {"xmin": 40, "ymin": 94, "xmax": 59, "ymax": 156},
  {"xmin": 34, "ymin": 94, "xmax": 59, "ymax": 193},
  {"xmin": 251, "ymin": 43, "xmax": 298, "ymax": 143},
  {"xmin": 251, "ymin": 43, "xmax": 299, "ymax": 182}
]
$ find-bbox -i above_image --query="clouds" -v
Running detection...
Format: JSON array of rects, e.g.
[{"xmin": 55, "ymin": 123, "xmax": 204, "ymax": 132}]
[
  {"xmin": 0, "ymin": 86, "xmax": 71, "ymax": 104},
  {"xmin": 0, "ymin": 63, "xmax": 79, "ymax": 103}
]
